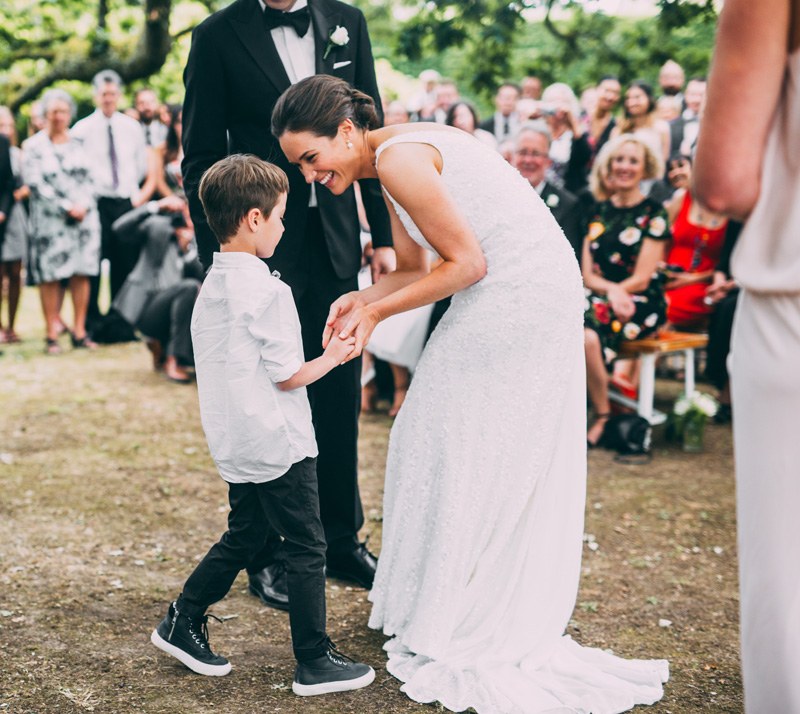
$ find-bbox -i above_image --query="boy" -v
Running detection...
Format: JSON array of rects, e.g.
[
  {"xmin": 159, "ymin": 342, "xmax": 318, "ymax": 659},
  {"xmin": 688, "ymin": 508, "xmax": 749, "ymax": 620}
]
[{"xmin": 150, "ymin": 154, "xmax": 374, "ymax": 696}]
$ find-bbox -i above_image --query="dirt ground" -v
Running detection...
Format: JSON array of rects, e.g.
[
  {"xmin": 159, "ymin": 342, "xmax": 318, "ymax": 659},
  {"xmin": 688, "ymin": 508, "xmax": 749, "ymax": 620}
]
[{"xmin": 0, "ymin": 288, "xmax": 742, "ymax": 713}]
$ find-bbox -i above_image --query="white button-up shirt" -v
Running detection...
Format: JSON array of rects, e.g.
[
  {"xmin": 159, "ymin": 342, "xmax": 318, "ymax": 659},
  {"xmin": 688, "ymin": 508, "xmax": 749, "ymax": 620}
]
[
  {"xmin": 71, "ymin": 109, "xmax": 147, "ymax": 199},
  {"xmin": 191, "ymin": 252, "xmax": 318, "ymax": 483}
]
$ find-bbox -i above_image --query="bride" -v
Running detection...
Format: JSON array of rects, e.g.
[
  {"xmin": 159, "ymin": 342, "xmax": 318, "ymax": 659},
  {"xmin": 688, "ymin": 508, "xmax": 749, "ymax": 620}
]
[{"xmin": 273, "ymin": 75, "xmax": 668, "ymax": 713}]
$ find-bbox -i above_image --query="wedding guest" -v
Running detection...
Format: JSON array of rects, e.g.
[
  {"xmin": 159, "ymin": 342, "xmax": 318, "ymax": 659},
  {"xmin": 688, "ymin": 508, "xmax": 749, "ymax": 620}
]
[
  {"xmin": 24, "ymin": 89, "xmax": 100, "ymax": 354},
  {"xmin": 513, "ymin": 122, "xmax": 586, "ymax": 261},
  {"xmin": 134, "ymin": 88, "xmax": 168, "ymax": 147},
  {"xmin": 182, "ymin": 0, "xmax": 393, "ymax": 603},
  {"xmin": 694, "ymin": 1, "xmax": 800, "ymax": 709},
  {"xmin": 586, "ymin": 76, "xmax": 621, "ymax": 164},
  {"xmin": 703, "ymin": 220, "xmax": 741, "ymax": 425},
  {"xmin": 27, "ymin": 101, "xmax": 45, "ymax": 137},
  {"xmin": 406, "ymin": 69, "xmax": 440, "ymax": 120},
  {"xmin": 657, "ymin": 95, "xmax": 682, "ymax": 122},
  {"xmin": 383, "ymin": 100, "xmax": 409, "ymax": 127},
  {"xmin": 111, "ymin": 195, "xmax": 202, "ymax": 383},
  {"xmin": 521, "ymin": 75, "xmax": 543, "ymax": 100},
  {"xmin": 154, "ymin": 103, "xmax": 183, "ymax": 198},
  {"xmin": 150, "ymin": 155, "xmax": 374, "ymax": 695},
  {"xmin": 658, "ymin": 59, "xmax": 685, "ymax": 102},
  {"xmin": 663, "ymin": 154, "xmax": 727, "ymax": 328},
  {"xmin": 423, "ymin": 80, "xmax": 458, "ymax": 123},
  {"xmin": 71, "ymin": 70, "xmax": 149, "ymax": 328},
  {"xmin": 669, "ymin": 77, "xmax": 706, "ymax": 159},
  {"xmin": 582, "ymin": 134, "xmax": 670, "ymax": 445},
  {"xmin": 540, "ymin": 82, "xmax": 592, "ymax": 194},
  {"xmin": 479, "ymin": 82, "xmax": 521, "ymax": 143},
  {"xmin": 614, "ymin": 80, "xmax": 671, "ymax": 163},
  {"xmin": 445, "ymin": 101, "xmax": 497, "ymax": 149},
  {"xmin": 0, "ymin": 107, "xmax": 29, "ymax": 344}
]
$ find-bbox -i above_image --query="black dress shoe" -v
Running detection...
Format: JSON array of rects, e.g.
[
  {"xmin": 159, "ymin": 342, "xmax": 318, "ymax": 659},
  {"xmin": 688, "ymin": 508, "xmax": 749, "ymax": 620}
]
[
  {"xmin": 248, "ymin": 562, "xmax": 290, "ymax": 611},
  {"xmin": 326, "ymin": 543, "xmax": 377, "ymax": 589}
]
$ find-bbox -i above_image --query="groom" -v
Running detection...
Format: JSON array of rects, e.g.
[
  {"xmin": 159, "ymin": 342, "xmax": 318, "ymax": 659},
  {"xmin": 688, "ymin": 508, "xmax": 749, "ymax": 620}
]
[{"xmin": 182, "ymin": 0, "xmax": 393, "ymax": 606}]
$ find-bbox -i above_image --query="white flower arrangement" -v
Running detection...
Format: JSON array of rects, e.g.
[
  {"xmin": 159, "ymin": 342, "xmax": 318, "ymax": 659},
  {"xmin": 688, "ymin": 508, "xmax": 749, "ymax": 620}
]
[
  {"xmin": 670, "ymin": 390, "xmax": 719, "ymax": 451},
  {"xmin": 324, "ymin": 25, "xmax": 349, "ymax": 59},
  {"xmin": 546, "ymin": 193, "xmax": 560, "ymax": 208}
]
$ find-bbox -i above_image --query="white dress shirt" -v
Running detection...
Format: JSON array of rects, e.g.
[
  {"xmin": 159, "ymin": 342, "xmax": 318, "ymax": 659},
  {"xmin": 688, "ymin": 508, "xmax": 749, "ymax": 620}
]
[
  {"xmin": 191, "ymin": 252, "xmax": 318, "ymax": 483},
  {"xmin": 260, "ymin": 0, "xmax": 318, "ymax": 205},
  {"xmin": 71, "ymin": 110, "xmax": 147, "ymax": 199}
]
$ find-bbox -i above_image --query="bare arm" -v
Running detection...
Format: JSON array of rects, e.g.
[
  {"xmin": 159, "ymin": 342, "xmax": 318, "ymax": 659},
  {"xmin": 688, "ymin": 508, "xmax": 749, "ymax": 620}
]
[
  {"xmin": 333, "ymin": 143, "xmax": 487, "ymax": 356},
  {"xmin": 693, "ymin": 0, "xmax": 790, "ymax": 218},
  {"xmin": 277, "ymin": 337, "xmax": 354, "ymax": 391}
]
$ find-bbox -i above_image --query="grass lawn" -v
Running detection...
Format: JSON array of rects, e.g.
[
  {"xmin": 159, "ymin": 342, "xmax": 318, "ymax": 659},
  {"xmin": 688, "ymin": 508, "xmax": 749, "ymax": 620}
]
[{"xmin": 0, "ymin": 286, "xmax": 742, "ymax": 713}]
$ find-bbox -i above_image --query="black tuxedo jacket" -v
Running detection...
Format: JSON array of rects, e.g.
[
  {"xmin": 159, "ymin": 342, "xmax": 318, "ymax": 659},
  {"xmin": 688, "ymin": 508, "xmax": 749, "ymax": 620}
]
[
  {"xmin": 540, "ymin": 181, "xmax": 586, "ymax": 263},
  {"xmin": 0, "ymin": 135, "xmax": 14, "ymax": 247},
  {"xmin": 182, "ymin": 0, "xmax": 391, "ymax": 284}
]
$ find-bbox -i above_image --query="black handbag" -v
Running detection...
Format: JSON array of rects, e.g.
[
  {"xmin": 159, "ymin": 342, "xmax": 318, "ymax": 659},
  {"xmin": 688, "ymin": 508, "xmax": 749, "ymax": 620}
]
[{"xmin": 601, "ymin": 414, "xmax": 652, "ymax": 459}]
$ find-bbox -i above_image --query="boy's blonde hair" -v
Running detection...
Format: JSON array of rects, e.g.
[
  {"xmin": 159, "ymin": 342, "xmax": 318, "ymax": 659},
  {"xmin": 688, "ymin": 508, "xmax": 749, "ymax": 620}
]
[{"xmin": 199, "ymin": 154, "xmax": 289, "ymax": 243}]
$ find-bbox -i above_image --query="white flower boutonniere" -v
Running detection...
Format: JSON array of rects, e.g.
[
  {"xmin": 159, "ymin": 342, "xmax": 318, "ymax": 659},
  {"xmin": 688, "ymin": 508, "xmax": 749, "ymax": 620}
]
[
  {"xmin": 324, "ymin": 25, "xmax": 349, "ymax": 60},
  {"xmin": 546, "ymin": 193, "xmax": 560, "ymax": 209}
]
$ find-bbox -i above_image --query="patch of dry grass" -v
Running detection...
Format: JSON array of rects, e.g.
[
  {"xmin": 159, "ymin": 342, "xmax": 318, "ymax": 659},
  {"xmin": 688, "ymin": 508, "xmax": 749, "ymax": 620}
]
[{"xmin": 0, "ymin": 287, "xmax": 742, "ymax": 713}]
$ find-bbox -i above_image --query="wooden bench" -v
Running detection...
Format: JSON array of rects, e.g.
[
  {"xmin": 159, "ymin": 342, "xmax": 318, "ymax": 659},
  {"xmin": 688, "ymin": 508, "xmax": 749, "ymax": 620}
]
[{"xmin": 611, "ymin": 332, "xmax": 709, "ymax": 425}]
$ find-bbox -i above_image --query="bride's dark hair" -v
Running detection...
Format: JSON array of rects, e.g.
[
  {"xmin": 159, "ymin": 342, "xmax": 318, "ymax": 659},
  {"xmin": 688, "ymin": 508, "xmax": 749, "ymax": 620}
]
[{"xmin": 272, "ymin": 75, "xmax": 380, "ymax": 138}]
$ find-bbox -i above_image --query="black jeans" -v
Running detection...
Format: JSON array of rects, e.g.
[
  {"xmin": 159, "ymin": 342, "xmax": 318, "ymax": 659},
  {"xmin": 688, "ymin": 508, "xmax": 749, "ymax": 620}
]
[
  {"xmin": 177, "ymin": 458, "xmax": 328, "ymax": 662},
  {"xmin": 136, "ymin": 279, "xmax": 200, "ymax": 364}
]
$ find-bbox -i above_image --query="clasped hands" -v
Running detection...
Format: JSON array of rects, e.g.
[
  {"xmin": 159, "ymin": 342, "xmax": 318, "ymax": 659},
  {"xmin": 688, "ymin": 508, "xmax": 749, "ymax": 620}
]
[{"xmin": 321, "ymin": 291, "xmax": 380, "ymax": 364}]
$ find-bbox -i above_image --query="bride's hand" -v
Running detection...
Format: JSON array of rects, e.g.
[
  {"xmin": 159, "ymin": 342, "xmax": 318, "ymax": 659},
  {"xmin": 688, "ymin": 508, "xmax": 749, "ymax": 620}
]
[
  {"xmin": 322, "ymin": 291, "xmax": 366, "ymax": 348},
  {"xmin": 337, "ymin": 305, "xmax": 381, "ymax": 362}
]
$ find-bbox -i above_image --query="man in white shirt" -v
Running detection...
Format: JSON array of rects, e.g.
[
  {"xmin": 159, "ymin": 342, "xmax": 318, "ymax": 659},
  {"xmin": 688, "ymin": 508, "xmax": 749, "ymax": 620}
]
[
  {"xmin": 480, "ymin": 82, "xmax": 521, "ymax": 143},
  {"xmin": 72, "ymin": 70, "xmax": 149, "ymax": 328},
  {"xmin": 134, "ymin": 88, "xmax": 169, "ymax": 148}
]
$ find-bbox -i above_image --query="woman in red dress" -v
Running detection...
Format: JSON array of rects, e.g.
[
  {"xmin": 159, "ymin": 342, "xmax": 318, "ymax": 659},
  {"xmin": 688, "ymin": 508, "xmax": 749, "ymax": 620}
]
[{"xmin": 663, "ymin": 156, "xmax": 728, "ymax": 328}]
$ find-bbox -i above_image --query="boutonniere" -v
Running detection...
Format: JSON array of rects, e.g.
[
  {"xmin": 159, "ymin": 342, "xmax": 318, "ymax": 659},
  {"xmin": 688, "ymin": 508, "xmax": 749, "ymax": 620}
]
[
  {"xmin": 546, "ymin": 193, "xmax": 560, "ymax": 209},
  {"xmin": 323, "ymin": 25, "xmax": 349, "ymax": 60}
]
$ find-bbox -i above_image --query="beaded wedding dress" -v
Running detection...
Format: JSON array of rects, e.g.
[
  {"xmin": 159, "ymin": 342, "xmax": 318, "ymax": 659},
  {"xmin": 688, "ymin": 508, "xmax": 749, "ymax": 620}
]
[{"xmin": 368, "ymin": 128, "xmax": 668, "ymax": 714}]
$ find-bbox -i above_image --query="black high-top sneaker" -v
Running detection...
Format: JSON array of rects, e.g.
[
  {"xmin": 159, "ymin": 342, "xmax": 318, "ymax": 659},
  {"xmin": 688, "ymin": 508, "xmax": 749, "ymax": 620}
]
[
  {"xmin": 150, "ymin": 602, "xmax": 231, "ymax": 676},
  {"xmin": 292, "ymin": 640, "xmax": 375, "ymax": 696}
]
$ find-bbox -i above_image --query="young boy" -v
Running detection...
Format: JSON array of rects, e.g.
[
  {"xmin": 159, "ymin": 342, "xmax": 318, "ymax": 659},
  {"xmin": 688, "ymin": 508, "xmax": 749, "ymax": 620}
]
[{"xmin": 150, "ymin": 154, "xmax": 374, "ymax": 696}]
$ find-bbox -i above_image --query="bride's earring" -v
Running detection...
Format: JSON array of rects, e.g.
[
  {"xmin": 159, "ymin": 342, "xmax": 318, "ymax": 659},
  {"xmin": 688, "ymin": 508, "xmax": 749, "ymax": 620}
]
[{"xmin": 346, "ymin": 140, "xmax": 353, "ymax": 150}]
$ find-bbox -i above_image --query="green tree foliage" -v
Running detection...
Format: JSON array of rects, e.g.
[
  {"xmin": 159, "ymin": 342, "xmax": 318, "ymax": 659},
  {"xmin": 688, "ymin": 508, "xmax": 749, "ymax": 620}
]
[
  {"xmin": 0, "ymin": 0, "xmax": 221, "ymax": 116},
  {"xmin": 366, "ymin": 0, "xmax": 718, "ymax": 98}
]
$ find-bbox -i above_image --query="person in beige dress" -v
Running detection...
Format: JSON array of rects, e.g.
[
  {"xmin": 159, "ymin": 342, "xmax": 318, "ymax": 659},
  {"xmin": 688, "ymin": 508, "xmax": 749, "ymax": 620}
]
[{"xmin": 694, "ymin": 1, "xmax": 800, "ymax": 711}]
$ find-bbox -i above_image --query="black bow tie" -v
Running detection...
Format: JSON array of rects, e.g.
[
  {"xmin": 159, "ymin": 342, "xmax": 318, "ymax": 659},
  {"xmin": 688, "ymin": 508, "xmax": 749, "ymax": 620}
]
[{"xmin": 263, "ymin": 5, "xmax": 311, "ymax": 37}]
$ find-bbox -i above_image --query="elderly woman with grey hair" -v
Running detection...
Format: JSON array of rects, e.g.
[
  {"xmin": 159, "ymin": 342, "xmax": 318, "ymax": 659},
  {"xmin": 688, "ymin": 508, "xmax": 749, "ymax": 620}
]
[{"xmin": 23, "ymin": 88, "xmax": 100, "ymax": 354}]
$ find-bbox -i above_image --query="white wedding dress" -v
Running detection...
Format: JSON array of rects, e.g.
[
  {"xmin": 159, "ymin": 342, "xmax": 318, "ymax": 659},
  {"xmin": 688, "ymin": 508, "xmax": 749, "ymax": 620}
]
[{"xmin": 368, "ymin": 129, "xmax": 668, "ymax": 714}]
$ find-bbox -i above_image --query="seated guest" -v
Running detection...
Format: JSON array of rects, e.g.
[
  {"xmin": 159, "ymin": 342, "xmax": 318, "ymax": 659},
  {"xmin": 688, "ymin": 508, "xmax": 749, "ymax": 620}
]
[
  {"xmin": 24, "ymin": 89, "xmax": 100, "ymax": 354},
  {"xmin": 155, "ymin": 104, "xmax": 184, "ymax": 198},
  {"xmin": 704, "ymin": 220, "xmax": 741, "ymax": 425},
  {"xmin": 540, "ymin": 82, "xmax": 592, "ymax": 194},
  {"xmin": 582, "ymin": 135, "xmax": 670, "ymax": 446},
  {"xmin": 384, "ymin": 100, "xmax": 410, "ymax": 127},
  {"xmin": 613, "ymin": 81, "xmax": 671, "ymax": 164},
  {"xmin": 445, "ymin": 101, "xmax": 498, "ymax": 149},
  {"xmin": 663, "ymin": 154, "xmax": 728, "ymax": 329},
  {"xmin": 111, "ymin": 195, "xmax": 203, "ymax": 383},
  {"xmin": 585, "ymin": 76, "xmax": 621, "ymax": 165},
  {"xmin": 513, "ymin": 122, "xmax": 586, "ymax": 261}
]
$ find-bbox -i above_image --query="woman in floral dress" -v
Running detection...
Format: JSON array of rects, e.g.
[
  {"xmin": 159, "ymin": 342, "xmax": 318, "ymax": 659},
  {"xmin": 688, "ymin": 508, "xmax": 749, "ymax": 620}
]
[
  {"xmin": 24, "ymin": 89, "xmax": 100, "ymax": 354},
  {"xmin": 582, "ymin": 134, "xmax": 670, "ymax": 445}
]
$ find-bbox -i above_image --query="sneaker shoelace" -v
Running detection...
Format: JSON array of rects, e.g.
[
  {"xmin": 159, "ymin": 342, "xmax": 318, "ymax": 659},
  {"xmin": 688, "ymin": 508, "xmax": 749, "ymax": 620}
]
[
  {"xmin": 169, "ymin": 604, "xmax": 223, "ymax": 651},
  {"xmin": 326, "ymin": 639, "xmax": 355, "ymax": 667}
]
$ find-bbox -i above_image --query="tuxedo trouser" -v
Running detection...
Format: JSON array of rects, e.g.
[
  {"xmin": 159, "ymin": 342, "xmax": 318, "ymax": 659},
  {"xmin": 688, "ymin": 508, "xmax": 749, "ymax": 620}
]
[
  {"xmin": 136, "ymin": 278, "xmax": 201, "ymax": 365},
  {"xmin": 247, "ymin": 210, "xmax": 363, "ymax": 565},
  {"xmin": 89, "ymin": 197, "xmax": 136, "ymax": 323},
  {"xmin": 178, "ymin": 458, "xmax": 328, "ymax": 662}
]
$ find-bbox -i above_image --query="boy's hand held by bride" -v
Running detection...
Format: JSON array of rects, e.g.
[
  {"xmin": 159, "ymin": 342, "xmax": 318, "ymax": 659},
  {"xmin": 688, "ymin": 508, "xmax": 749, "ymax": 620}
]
[{"xmin": 323, "ymin": 334, "xmax": 357, "ymax": 365}]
